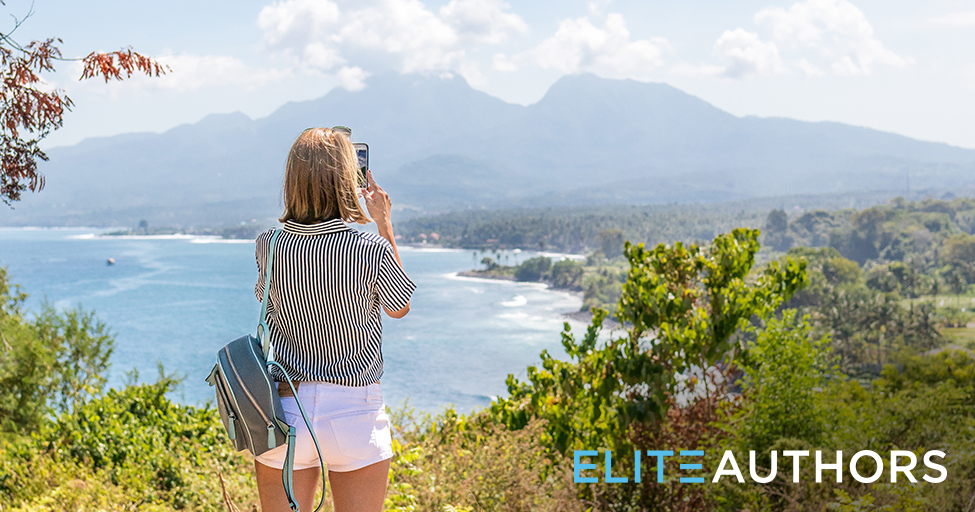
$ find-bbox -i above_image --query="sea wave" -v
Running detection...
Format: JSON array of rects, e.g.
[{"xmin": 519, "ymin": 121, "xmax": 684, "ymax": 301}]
[
  {"xmin": 190, "ymin": 238, "xmax": 253, "ymax": 244},
  {"xmin": 398, "ymin": 246, "xmax": 463, "ymax": 253},
  {"xmin": 95, "ymin": 234, "xmax": 205, "ymax": 240},
  {"xmin": 500, "ymin": 295, "xmax": 528, "ymax": 307}
]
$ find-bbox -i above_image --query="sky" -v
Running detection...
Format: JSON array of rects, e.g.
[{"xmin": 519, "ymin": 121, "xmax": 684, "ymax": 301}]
[{"xmin": 9, "ymin": 0, "xmax": 975, "ymax": 149}]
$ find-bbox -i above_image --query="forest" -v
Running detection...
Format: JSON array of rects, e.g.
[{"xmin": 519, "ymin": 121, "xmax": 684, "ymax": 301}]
[
  {"xmin": 395, "ymin": 191, "xmax": 908, "ymax": 253},
  {"xmin": 1, "ymin": 196, "xmax": 974, "ymax": 511}
]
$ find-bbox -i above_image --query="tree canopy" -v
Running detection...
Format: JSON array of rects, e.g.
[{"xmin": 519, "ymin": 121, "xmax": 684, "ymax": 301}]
[{"xmin": 0, "ymin": 6, "xmax": 165, "ymax": 204}]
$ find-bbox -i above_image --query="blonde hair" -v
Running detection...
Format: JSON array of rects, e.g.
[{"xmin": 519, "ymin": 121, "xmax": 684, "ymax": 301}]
[{"xmin": 279, "ymin": 127, "xmax": 371, "ymax": 225}]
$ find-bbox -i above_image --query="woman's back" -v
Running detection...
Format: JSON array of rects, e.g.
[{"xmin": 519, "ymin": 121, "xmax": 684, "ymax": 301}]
[
  {"xmin": 256, "ymin": 219, "xmax": 415, "ymax": 386},
  {"xmin": 250, "ymin": 126, "xmax": 410, "ymax": 512}
]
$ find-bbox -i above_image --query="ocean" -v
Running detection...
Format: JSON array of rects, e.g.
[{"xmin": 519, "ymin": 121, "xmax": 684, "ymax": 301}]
[{"xmin": 0, "ymin": 227, "xmax": 586, "ymax": 413}]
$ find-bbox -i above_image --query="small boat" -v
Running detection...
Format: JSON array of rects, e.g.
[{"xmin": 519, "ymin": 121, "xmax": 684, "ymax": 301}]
[{"xmin": 106, "ymin": 258, "xmax": 116, "ymax": 266}]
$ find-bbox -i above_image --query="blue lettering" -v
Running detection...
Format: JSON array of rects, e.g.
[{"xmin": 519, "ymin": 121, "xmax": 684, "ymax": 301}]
[
  {"xmin": 635, "ymin": 450, "xmax": 642, "ymax": 483},
  {"xmin": 605, "ymin": 450, "xmax": 628, "ymax": 483},
  {"xmin": 646, "ymin": 450, "xmax": 674, "ymax": 483},
  {"xmin": 679, "ymin": 450, "xmax": 705, "ymax": 483},
  {"xmin": 574, "ymin": 450, "xmax": 598, "ymax": 483}
]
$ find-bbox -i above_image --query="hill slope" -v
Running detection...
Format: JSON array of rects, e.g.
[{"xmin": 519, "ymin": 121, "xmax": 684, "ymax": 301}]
[{"xmin": 2, "ymin": 73, "xmax": 972, "ymax": 227}]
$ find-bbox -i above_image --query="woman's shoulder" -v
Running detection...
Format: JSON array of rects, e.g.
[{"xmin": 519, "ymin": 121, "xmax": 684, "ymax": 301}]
[
  {"xmin": 255, "ymin": 227, "xmax": 277, "ymax": 241},
  {"xmin": 254, "ymin": 227, "xmax": 281, "ymax": 251},
  {"xmin": 352, "ymin": 230, "xmax": 394, "ymax": 252}
]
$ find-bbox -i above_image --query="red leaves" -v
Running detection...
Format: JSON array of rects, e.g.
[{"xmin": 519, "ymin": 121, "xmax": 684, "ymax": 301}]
[
  {"xmin": 0, "ymin": 37, "xmax": 72, "ymax": 203},
  {"xmin": 0, "ymin": 133, "xmax": 47, "ymax": 204},
  {"xmin": 80, "ymin": 48, "xmax": 168, "ymax": 82},
  {"xmin": 0, "ymin": 39, "xmax": 165, "ymax": 204}
]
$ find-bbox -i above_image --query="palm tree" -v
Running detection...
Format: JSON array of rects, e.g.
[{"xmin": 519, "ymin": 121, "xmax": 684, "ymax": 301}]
[{"xmin": 860, "ymin": 293, "xmax": 900, "ymax": 369}]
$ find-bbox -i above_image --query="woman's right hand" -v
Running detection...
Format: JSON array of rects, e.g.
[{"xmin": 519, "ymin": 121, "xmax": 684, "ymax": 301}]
[{"xmin": 362, "ymin": 170, "xmax": 392, "ymax": 229}]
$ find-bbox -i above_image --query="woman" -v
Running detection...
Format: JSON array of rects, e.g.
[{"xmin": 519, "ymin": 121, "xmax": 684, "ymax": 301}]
[{"xmin": 252, "ymin": 127, "xmax": 414, "ymax": 512}]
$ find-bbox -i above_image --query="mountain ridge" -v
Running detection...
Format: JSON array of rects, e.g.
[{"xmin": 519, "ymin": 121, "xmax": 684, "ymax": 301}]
[{"xmin": 3, "ymin": 73, "xmax": 972, "ymax": 227}]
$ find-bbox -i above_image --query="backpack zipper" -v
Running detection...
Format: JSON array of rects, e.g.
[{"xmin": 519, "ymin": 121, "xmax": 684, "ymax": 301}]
[
  {"xmin": 214, "ymin": 377, "xmax": 237, "ymax": 440},
  {"xmin": 224, "ymin": 346, "xmax": 276, "ymax": 450},
  {"xmin": 215, "ymin": 368, "xmax": 249, "ymax": 448},
  {"xmin": 227, "ymin": 410, "xmax": 237, "ymax": 440}
]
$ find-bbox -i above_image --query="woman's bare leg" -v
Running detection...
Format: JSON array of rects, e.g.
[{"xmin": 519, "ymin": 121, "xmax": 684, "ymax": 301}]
[
  {"xmin": 255, "ymin": 460, "xmax": 321, "ymax": 512},
  {"xmin": 328, "ymin": 459, "xmax": 390, "ymax": 512}
]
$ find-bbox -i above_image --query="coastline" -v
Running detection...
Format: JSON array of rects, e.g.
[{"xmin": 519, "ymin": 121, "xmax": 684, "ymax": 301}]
[
  {"xmin": 453, "ymin": 269, "xmax": 605, "ymax": 324},
  {"xmin": 456, "ymin": 270, "xmax": 516, "ymax": 281},
  {"xmin": 453, "ymin": 269, "xmax": 625, "ymax": 328}
]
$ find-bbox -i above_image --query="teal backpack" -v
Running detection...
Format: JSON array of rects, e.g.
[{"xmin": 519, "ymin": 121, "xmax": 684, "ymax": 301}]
[{"xmin": 205, "ymin": 229, "xmax": 325, "ymax": 511}]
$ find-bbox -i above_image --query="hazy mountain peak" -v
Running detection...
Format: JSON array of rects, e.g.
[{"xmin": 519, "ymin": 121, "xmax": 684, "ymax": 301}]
[{"xmin": 4, "ymin": 72, "xmax": 973, "ymax": 227}]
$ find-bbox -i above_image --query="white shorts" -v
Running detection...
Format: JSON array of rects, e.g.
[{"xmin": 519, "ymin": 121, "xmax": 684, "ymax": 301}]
[{"xmin": 254, "ymin": 382, "xmax": 393, "ymax": 473}]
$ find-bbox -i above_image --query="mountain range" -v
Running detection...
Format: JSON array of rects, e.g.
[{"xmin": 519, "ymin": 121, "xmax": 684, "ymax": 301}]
[{"xmin": 2, "ymin": 72, "xmax": 973, "ymax": 227}]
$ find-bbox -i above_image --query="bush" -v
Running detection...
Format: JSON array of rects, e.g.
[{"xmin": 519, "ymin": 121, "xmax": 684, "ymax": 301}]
[
  {"xmin": 515, "ymin": 256, "xmax": 552, "ymax": 282},
  {"xmin": 491, "ymin": 229, "xmax": 807, "ymax": 510},
  {"xmin": 1, "ymin": 267, "xmax": 114, "ymax": 434},
  {"xmin": 0, "ymin": 374, "xmax": 260, "ymax": 510},
  {"xmin": 550, "ymin": 259, "xmax": 584, "ymax": 290},
  {"xmin": 386, "ymin": 408, "xmax": 578, "ymax": 511},
  {"xmin": 732, "ymin": 311, "xmax": 831, "ymax": 457}
]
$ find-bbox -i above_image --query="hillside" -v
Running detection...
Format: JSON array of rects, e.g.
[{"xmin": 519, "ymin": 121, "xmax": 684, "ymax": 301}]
[{"xmin": 2, "ymin": 73, "xmax": 973, "ymax": 227}]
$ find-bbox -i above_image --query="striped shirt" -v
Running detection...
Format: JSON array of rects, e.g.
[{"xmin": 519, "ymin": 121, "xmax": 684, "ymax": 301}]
[{"xmin": 255, "ymin": 218, "xmax": 415, "ymax": 386}]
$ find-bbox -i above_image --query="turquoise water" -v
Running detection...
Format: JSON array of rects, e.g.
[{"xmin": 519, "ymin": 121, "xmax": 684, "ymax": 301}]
[{"xmin": 0, "ymin": 228, "xmax": 584, "ymax": 412}]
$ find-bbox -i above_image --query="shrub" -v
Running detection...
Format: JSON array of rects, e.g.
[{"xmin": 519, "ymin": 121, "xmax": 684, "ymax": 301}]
[
  {"xmin": 1, "ymin": 268, "xmax": 114, "ymax": 434},
  {"xmin": 515, "ymin": 256, "xmax": 552, "ymax": 282},
  {"xmin": 387, "ymin": 409, "xmax": 578, "ymax": 511},
  {"xmin": 0, "ymin": 374, "xmax": 260, "ymax": 511},
  {"xmin": 732, "ymin": 311, "xmax": 831, "ymax": 457}
]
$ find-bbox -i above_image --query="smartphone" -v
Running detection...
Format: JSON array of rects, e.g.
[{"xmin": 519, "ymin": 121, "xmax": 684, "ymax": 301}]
[{"xmin": 353, "ymin": 142, "xmax": 369, "ymax": 188}]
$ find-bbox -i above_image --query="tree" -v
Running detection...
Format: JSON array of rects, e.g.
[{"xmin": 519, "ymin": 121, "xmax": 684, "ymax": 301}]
[
  {"xmin": 0, "ymin": 267, "xmax": 115, "ymax": 433},
  {"xmin": 597, "ymin": 229, "xmax": 624, "ymax": 259},
  {"xmin": 0, "ymin": 5, "xmax": 166, "ymax": 204},
  {"xmin": 860, "ymin": 292, "xmax": 900, "ymax": 369},
  {"xmin": 549, "ymin": 259, "xmax": 584, "ymax": 289},
  {"xmin": 514, "ymin": 256, "xmax": 551, "ymax": 281},
  {"xmin": 765, "ymin": 209, "xmax": 788, "ymax": 234},
  {"xmin": 479, "ymin": 257, "xmax": 499, "ymax": 271},
  {"xmin": 491, "ymin": 229, "xmax": 808, "ymax": 453}
]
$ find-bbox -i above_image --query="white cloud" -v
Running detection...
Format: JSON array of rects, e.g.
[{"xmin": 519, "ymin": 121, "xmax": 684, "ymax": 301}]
[
  {"xmin": 754, "ymin": 0, "xmax": 911, "ymax": 76},
  {"xmin": 256, "ymin": 0, "xmax": 527, "ymax": 80},
  {"xmin": 336, "ymin": 66, "xmax": 369, "ymax": 91},
  {"xmin": 929, "ymin": 10, "xmax": 975, "ymax": 26},
  {"xmin": 713, "ymin": 28, "xmax": 786, "ymax": 79},
  {"xmin": 303, "ymin": 42, "xmax": 345, "ymax": 69},
  {"xmin": 69, "ymin": 54, "xmax": 289, "ymax": 94},
  {"xmin": 667, "ymin": 62, "xmax": 724, "ymax": 76},
  {"xmin": 796, "ymin": 58, "xmax": 824, "ymax": 77},
  {"xmin": 440, "ymin": 0, "xmax": 528, "ymax": 44},
  {"xmin": 258, "ymin": 0, "xmax": 341, "ymax": 49},
  {"xmin": 529, "ymin": 13, "xmax": 667, "ymax": 79},
  {"xmin": 492, "ymin": 53, "xmax": 518, "ymax": 73},
  {"xmin": 156, "ymin": 55, "xmax": 289, "ymax": 91},
  {"xmin": 587, "ymin": 0, "xmax": 612, "ymax": 16}
]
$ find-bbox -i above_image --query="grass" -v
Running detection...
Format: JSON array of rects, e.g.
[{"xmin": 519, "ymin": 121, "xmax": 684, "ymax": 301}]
[
  {"xmin": 902, "ymin": 294, "xmax": 975, "ymax": 308},
  {"xmin": 942, "ymin": 327, "xmax": 975, "ymax": 349}
]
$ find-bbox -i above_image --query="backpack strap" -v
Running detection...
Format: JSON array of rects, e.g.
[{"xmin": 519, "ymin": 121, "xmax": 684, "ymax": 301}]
[
  {"xmin": 257, "ymin": 229, "xmax": 327, "ymax": 511},
  {"xmin": 267, "ymin": 361, "xmax": 327, "ymax": 512},
  {"xmin": 258, "ymin": 228, "xmax": 282, "ymax": 358},
  {"xmin": 281, "ymin": 426, "xmax": 298, "ymax": 511}
]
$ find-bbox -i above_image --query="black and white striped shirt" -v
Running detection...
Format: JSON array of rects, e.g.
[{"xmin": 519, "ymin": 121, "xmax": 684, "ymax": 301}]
[{"xmin": 255, "ymin": 219, "xmax": 415, "ymax": 386}]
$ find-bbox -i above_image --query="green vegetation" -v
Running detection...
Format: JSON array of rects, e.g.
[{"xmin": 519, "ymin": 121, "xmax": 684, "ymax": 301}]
[
  {"xmin": 463, "ymin": 197, "xmax": 975, "ymax": 355},
  {"xmin": 398, "ymin": 192, "xmax": 911, "ymax": 253},
  {"xmin": 0, "ymin": 267, "xmax": 258, "ymax": 510},
  {"xmin": 3, "ymin": 197, "xmax": 975, "ymax": 511},
  {"xmin": 465, "ymin": 252, "xmax": 628, "ymax": 313},
  {"xmin": 103, "ymin": 223, "xmax": 266, "ymax": 239}
]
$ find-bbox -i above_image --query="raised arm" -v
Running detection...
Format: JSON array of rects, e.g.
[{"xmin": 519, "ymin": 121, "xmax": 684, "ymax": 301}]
[{"xmin": 363, "ymin": 169, "xmax": 411, "ymax": 318}]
